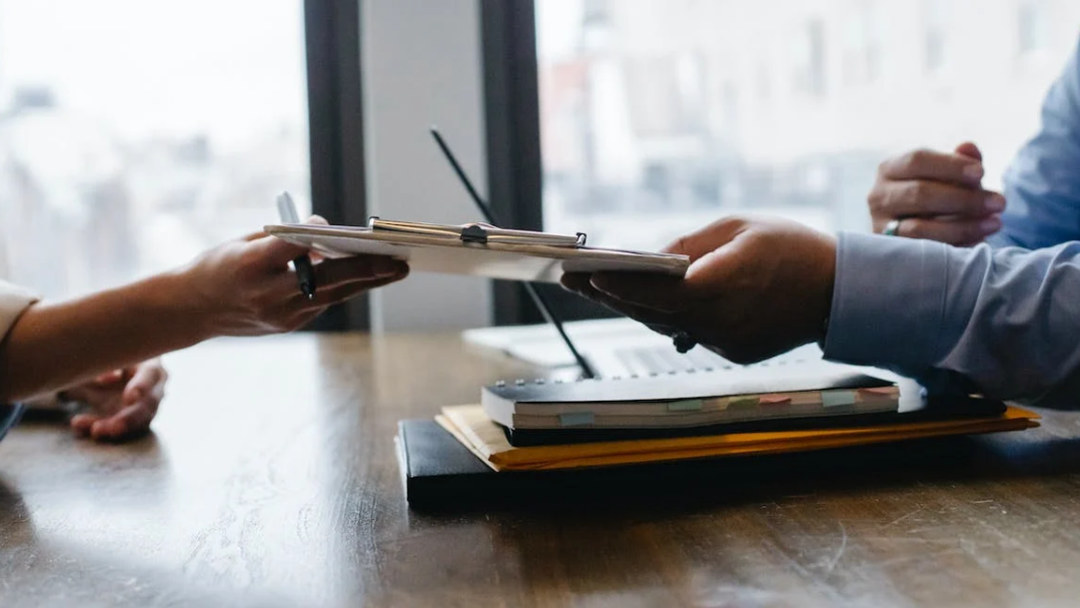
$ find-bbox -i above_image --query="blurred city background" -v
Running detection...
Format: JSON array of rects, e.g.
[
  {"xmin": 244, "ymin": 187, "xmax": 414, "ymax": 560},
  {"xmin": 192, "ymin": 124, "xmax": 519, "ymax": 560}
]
[
  {"xmin": 0, "ymin": 0, "xmax": 309, "ymax": 299},
  {"xmin": 537, "ymin": 0, "xmax": 1080, "ymax": 250}
]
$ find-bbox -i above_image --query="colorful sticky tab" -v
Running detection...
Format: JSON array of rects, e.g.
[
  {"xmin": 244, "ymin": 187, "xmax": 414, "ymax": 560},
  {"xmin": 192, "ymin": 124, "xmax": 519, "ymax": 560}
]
[
  {"xmin": 559, "ymin": 412, "xmax": 595, "ymax": 426},
  {"xmin": 759, "ymin": 394, "xmax": 793, "ymax": 406},
  {"xmin": 821, "ymin": 390, "xmax": 858, "ymax": 407},
  {"xmin": 858, "ymin": 386, "xmax": 900, "ymax": 397},
  {"xmin": 667, "ymin": 399, "xmax": 704, "ymax": 412},
  {"xmin": 728, "ymin": 396, "xmax": 760, "ymax": 409}
]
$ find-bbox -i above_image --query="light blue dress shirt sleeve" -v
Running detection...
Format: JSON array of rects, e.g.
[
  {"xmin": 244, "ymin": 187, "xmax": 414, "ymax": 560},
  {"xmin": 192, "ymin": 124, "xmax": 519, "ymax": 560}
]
[
  {"xmin": 823, "ymin": 232, "xmax": 1080, "ymax": 409},
  {"xmin": 992, "ymin": 35, "xmax": 1080, "ymax": 248}
]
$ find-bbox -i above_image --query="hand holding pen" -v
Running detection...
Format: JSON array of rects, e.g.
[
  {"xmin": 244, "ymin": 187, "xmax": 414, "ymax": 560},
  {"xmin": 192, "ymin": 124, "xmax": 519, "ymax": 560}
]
[
  {"xmin": 277, "ymin": 192, "xmax": 319, "ymax": 299},
  {"xmin": 270, "ymin": 192, "xmax": 409, "ymax": 308}
]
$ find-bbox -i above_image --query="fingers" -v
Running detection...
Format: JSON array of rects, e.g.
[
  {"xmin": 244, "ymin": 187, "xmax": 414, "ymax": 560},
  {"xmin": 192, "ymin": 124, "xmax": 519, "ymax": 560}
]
[
  {"xmin": 244, "ymin": 215, "xmax": 324, "ymax": 247},
  {"xmin": 92, "ymin": 368, "xmax": 125, "ymax": 386},
  {"xmin": 565, "ymin": 271, "xmax": 688, "ymax": 314},
  {"xmin": 954, "ymin": 141, "xmax": 982, "ymax": 161},
  {"xmin": 123, "ymin": 360, "xmax": 167, "ymax": 405},
  {"xmin": 72, "ymin": 402, "xmax": 157, "ymax": 442},
  {"xmin": 295, "ymin": 270, "xmax": 410, "ymax": 313},
  {"xmin": 247, "ymin": 233, "xmax": 312, "ymax": 269},
  {"xmin": 873, "ymin": 181, "xmax": 1006, "ymax": 218},
  {"xmin": 70, "ymin": 413, "xmax": 96, "ymax": 437},
  {"xmin": 562, "ymin": 274, "xmax": 690, "ymax": 346},
  {"xmin": 590, "ymin": 273, "xmax": 689, "ymax": 313},
  {"xmin": 312, "ymin": 255, "xmax": 408, "ymax": 289},
  {"xmin": 287, "ymin": 274, "xmax": 410, "ymax": 329},
  {"xmin": 560, "ymin": 272, "xmax": 592, "ymax": 293},
  {"xmin": 74, "ymin": 396, "xmax": 159, "ymax": 441},
  {"xmin": 891, "ymin": 215, "xmax": 1002, "ymax": 245},
  {"xmin": 879, "ymin": 148, "xmax": 985, "ymax": 186},
  {"xmin": 72, "ymin": 360, "xmax": 166, "ymax": 442},
  {"xmin": 248, "ymin": 216, "xmax": 330, "ymax": 268},
  {"xmin": 870, "ymin": 145, "xmax": 1001, "ymax": 245},
  {"xmin": 70, "ymin": 394, "xmax": 159, "ymax": 441},
  {"xmin": 661, "ymin": 218, "xmax": 746, "ymax": 260},
  {"xmin": 562, "ymin": 273, "xmax": 678, "ymax": 328}
]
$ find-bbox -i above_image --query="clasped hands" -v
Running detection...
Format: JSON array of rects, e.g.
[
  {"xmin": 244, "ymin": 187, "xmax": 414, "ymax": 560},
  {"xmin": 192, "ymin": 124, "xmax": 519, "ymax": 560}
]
[
  {"xmin": 869, "ymin": 142, "xmax": 1005, "ymax": 245},
  {"xmin": 564, "ymin": 142, "xmax": 998, "ymax": 363}
]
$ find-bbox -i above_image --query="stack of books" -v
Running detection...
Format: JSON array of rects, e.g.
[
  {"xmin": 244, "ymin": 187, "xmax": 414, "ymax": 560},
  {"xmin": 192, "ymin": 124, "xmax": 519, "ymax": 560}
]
[{"xmin": 396, "ymin": 361, "xmax": 1039, "ymax": 504}]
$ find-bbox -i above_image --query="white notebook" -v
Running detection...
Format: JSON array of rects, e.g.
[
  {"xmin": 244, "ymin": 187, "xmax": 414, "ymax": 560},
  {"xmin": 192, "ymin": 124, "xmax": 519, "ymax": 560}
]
[
  {"xmin": 265, "ymin": 220, "xmax": 689, "ymax": 283},
  {"xmin": 482, "ymin": 364, "xmax": 900, "ymax": 430}
]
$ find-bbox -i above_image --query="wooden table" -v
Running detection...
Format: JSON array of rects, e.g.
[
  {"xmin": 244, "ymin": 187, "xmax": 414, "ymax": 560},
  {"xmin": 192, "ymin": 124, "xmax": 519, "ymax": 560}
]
[{"xmin": 3, "ymin": 332, "xmax": 1080, "ymax": 607}]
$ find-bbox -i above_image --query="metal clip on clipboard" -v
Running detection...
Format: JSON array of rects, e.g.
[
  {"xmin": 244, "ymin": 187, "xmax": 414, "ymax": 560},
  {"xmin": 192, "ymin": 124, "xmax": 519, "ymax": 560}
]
[{"xmin": 368, "ymin": 218, "xmax": 587, "ymax": 247}]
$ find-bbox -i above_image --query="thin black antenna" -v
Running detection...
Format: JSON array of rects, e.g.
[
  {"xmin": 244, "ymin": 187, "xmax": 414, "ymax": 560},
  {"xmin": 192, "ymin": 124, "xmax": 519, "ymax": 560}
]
[{"xmin": 430, "ymin": 126, "xmax": 597, "ymax": 379}]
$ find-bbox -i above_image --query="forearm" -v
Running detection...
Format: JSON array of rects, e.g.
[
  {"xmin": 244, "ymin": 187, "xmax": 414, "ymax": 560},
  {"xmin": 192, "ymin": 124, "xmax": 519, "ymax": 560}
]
[
  {"xmin": 0, "ymin": 270, "xmax": 209, "ymax": 402},
  {"xmin": 824, "ymin": 233, "xmax": 1080, "ymax": 408}
]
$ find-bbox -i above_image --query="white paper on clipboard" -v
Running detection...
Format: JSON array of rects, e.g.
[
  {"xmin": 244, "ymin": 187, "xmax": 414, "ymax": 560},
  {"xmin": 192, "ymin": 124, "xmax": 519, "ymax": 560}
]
[{"xmin": 264, "ymin": 222, "xmax": 690, "ymax": 283}]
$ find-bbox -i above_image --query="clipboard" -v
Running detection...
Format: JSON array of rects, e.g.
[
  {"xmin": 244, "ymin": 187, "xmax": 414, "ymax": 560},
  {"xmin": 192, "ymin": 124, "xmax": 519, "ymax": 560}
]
[{"xmin": 265, "ymin": 218, "xmax": 690, "ymax": 283}]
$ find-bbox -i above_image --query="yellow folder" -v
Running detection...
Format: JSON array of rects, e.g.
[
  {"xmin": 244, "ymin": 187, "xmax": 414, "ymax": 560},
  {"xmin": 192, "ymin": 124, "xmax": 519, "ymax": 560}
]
[{"xmin": 437, "ymin": 404, "xmax": 1040, "ymax": 472}]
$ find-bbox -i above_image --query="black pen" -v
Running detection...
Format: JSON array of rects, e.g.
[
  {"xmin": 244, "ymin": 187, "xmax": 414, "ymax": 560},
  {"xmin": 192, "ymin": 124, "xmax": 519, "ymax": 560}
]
[
  {"xmin": 276, "ymin": 192, "xmax": 317, "ymax": 299},
  {"xmin": 429, "ymin": 126, "xmax": 598, "ymax": 379}
]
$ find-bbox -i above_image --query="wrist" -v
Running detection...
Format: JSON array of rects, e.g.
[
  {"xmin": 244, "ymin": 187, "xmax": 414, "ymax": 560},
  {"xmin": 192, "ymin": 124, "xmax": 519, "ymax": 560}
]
[
  {"xmin": 809, "ymin": 233, "xmax": 837, "ymax": 344},
  {"xmin": 822, "ymin": 232, "xmax": 947, "ymax": 368},
  {"xmin": 151, "ymin": 268, "xmax": 219, "ymax": 345}
]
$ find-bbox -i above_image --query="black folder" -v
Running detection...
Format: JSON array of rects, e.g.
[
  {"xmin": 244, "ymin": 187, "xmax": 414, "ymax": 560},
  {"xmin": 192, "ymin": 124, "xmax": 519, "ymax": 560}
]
[{"xmin": 396, "ymin": 419, "xmax": 733, "ymax": 509}]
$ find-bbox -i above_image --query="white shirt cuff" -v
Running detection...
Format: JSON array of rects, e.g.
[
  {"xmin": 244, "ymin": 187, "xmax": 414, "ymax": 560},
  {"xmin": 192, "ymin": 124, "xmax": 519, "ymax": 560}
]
[{"xmin": 0, "ymin": 279, "xmax": 38, "ymax": 340}]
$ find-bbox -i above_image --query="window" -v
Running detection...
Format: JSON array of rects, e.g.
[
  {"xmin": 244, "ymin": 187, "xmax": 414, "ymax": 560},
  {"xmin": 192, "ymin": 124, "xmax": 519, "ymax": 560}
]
[
  {"xmin": 0, "ymin": 0, "xmax": 310, "ymax": 299},
  {"xmin": 924, "ymin": 0, "xmax": 952, "ymax": 73},
  {"xmin": 842, "ymin": 2, "xmax": 881, "ymax": 86},
  {"xmin": 534, "ymin": 0, "xmax": 1080, "ymax": 254},
  {"xmin": 792, "ymin": 18, "xmax": 827, "ymax": 97},
  {"xmin": 1017, "ymin": 1, "xmax": 1050, "ymax": 56}
]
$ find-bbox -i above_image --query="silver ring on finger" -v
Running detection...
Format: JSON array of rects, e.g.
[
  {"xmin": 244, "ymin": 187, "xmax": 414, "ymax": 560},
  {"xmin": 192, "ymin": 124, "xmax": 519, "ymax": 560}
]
[{"xmin": 883, "ymin": 218, "xmax": 903, "ymax": 236}]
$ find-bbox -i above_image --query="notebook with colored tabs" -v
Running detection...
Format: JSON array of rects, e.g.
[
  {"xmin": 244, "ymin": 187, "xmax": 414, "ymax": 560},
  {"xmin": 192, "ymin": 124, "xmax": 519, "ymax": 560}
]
[{"xmin": 482, "ymin": 362, "xmax": 904, "ymax": 445}]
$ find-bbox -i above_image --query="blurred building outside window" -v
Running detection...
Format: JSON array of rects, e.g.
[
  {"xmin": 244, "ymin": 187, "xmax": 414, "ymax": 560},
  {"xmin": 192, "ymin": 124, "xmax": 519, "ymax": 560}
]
[
  {"xmin": 537, "ymin": 0, "xmax": 1080, "ymax": 252},
  {"xmin": 0, "ymin": 0, "xmax": 310, "ymax": 299}
]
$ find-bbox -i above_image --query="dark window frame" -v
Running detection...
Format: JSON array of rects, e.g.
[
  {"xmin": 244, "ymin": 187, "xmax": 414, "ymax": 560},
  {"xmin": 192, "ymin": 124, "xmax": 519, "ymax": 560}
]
[
  {"xmin": 480, "ymin": 0, "xmax": 613, "ymax": 324},
  {"xmin": 304, "ymin": 0, "xmax": 369, "ymax": 330}
]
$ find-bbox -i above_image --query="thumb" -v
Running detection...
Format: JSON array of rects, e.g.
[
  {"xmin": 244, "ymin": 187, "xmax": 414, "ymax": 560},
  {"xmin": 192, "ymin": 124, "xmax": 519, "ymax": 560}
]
[
  {"xmin": 662, "ymin": 217, "xmax": 746, "ymax": 261},
  {"xmin": 246, "ymin": 235, "xmax": 309, "ymax": 270},
  {"xmin": 250, "ymin": 215, "xmax": 328, "ymax": 269},
  {"xmin": 123, "ymin": 361, "xmax": 166, "ymax": 406},
  {"xmin": 954, "ymin": 141, "xmax": 983, "ymax": 162},
  {"xmin": 589, "ymin": 271, "xmax": 687, "ymax": 312}
]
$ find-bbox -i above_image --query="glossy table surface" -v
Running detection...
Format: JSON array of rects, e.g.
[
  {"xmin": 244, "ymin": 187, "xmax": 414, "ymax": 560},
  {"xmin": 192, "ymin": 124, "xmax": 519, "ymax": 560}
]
[{"xmin": 3, "ymin": 332, "xmax": 1080, "ymax": 607}]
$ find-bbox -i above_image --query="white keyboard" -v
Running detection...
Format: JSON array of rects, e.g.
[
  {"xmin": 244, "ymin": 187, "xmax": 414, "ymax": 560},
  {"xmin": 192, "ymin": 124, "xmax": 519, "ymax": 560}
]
[{"xmin": 463, "ymin": 318, "xmax": 825, "ymax": 378}]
